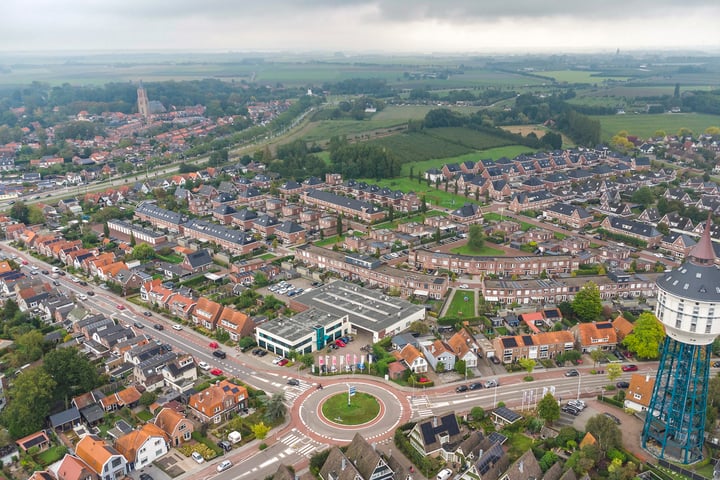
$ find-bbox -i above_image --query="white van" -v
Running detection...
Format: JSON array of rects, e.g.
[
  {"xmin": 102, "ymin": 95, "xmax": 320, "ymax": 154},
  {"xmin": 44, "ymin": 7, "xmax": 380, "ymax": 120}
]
[
  {"xmin": 228, "ymin": 430, "xmax": 242, "ymax": 444},
  {"xmin": 437, "ymin": 468, "xmax": 453, "ymax": 480}
]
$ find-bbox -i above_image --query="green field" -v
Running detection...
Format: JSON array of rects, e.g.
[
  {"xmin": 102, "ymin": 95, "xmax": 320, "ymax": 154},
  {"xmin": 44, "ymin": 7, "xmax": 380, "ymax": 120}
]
[
  {"xmin": 594, "ymin": 113, "xmax": 720, "ymax": 140},
  {"xmin": 446, "ymin": 289, "xmax": 476, "ymax": 318},
  {"xmin": 450, "ymin": 243, "xmax": 505, "ymax": 256},
  {"xmin": 300, "ymin": 118, "xmax": 409, "ymax": 142},
  {"xmin": 371, "ymin": 105, "xmax": 483, "ymax": 122},
  {"xmin": 358, "ymin": 176, "xmax": 480, "ymax": 210},
  {"xmin": 539, "ymin": 70, "xmax": 632, "ymax": 84},
  {"xmin": 321, "ymin": 392, "xmax": 380, "ymax": 425},
  {"xmin": 400, "ymin": 145, "xmax": 535, "ymax": 176}
]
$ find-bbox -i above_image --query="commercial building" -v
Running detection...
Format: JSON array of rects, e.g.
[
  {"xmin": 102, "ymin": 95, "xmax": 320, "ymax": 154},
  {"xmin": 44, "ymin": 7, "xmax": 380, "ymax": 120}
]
[{"xmin": 255, "ymin": 308, "xmax": 349, "ymax": 357}]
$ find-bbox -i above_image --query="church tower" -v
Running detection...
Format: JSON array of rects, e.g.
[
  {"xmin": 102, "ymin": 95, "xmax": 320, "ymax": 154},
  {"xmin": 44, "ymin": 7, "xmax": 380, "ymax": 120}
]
[{"xmin": 137, "ymin": 81, "xmax": 150, "ymax": 120}]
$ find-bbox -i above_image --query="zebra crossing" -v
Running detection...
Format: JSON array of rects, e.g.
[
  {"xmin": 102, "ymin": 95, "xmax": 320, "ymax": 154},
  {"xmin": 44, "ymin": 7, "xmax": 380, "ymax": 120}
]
[
  {"xmin": 279, "ymin": 430, "xmax": 319, "ymax": 457},
  {"xmin": 409, "ymin": 395, "xmax": 433, "ymax": 418},
  {"xmin": 283, "ymin": 379, "xmax": 313, "ymax": 403}
]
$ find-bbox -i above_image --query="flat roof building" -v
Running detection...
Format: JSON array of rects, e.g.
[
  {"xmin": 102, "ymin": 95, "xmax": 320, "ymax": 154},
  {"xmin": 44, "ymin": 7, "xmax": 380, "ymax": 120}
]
[
  {"xmin": 292, "ymin": 280, "xmax": 426, "ymax": 342},
  {"xmin": 255, "ymin": 308, "xmax": 349, "ymax": 357}
]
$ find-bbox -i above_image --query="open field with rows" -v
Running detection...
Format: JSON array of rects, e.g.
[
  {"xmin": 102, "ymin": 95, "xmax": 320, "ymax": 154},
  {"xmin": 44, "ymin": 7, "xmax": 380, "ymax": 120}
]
[{"xmin": 594, "ymin": 113, "xmax": 720, "ymax": 140}]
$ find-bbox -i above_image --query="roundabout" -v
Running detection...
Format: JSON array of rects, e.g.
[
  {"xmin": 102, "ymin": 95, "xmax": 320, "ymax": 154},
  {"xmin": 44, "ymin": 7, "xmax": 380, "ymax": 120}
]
[{"xmin": 293, "ymin": 378, "xmax": 411, "ymax": 443}]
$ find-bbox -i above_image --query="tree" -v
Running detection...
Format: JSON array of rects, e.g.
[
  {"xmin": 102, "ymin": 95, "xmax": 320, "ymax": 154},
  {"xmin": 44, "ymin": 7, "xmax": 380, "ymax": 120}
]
[
  {"xmin": 132, "ymin": 243, "xmax": 155, "ymax": 261},
  {"xmin": 13, "ymin": 330, "xmax": 45, "ymax": 365},
  {"xmin": 253, "ymin": 272, "xmax": 269, "ymax": 287},
  {"xmin": 420, "ymin": 196, "xmax": 427, "ymax": 213},
  {"xmin": 336, "ymin": 214, "xmax": 343, "ymax": 237},
  {"xmin": 590, "ymin": 350, "xmax": 607, "ymax": 366},
  {"xmin": 299, "ymin": 353, "xmax": 314, "ymax": 369},
  {"xmin": 43, "ymin": 347, "xmax": 100, "ymax": 403},
  {"xmin": 2, "ymin": 367, "xmax": 56, "ymax": 438},
  {"xmin": 454, "ymin": 359, "xmax": 467, "ymax": 376},
  {"xmin": 139, "ymin": 391, "xmax": 157, "ymax": 406},
  {"xmin": 585, "ymin": 414, "xmax": 622, "ymax": 453},
  {"xmin": 238, "ymin": 337, "xmax": 256, "ymax": 350},
  {"xmin": 251, "ymin": 421, "xmax": 270, "ymax": 440},
  {"xmin": 571, "ymin": 282, "xmax": 602, "ymax": 322},
  {"xmin": 103, "ymin": 222, "xmax": 110, "ymax": 238},
  {"xmin": 631, "ymin": 187, "xmax": 654, "ymax": 209},
  {"xmin": 129, "ymin": 231, "xmax": 136, "ymax": 247},
  {"xmin": 264, "ymin": 393, "xmax": 287, "ymax": 423},
  {"xmin": 468, "ymin": 224, "xmax": 485, "ymax": 251},
  {"xmin": 408, "ymin": 320, "xmax": 429, "ymax": 335},
  {"xmin": 27, "ymin": 206, "xmax": 45, "ymax": 225},
  {"xmin": 537, "ymin": 392, "xmax": 560, "ymax": 425},
  {"xmin": 623, "ymin": 312, "xmax": 665, "ymax": 359},
  {"xmin": 606, "ymin": 363, "xmax": 622, "ymax": 383},
  {"xmin": 518, "ymin": 358, "xmax": 535, "ymax": 376},
  {"xmin": 9, "ymin": 201, "xmax": 29, "ymax": 224},
  {"xmin": 470, "ymin": 406, "xmax": 485, "ymax": 422}
]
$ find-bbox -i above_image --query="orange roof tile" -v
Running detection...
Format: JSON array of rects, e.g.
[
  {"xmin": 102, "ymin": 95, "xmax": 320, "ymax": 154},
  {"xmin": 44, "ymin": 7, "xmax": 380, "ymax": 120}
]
[
  {"xmin": 612, "ymin": 315, "xmax": 634, "ymax": 339},
  {"xmin": 56, "ymin": 454, "xmax": 98, "ymax": 480},
  {"xmin": 627, "ymin": 373, "xmax": 655, "ymax": 407},
  {"xmin": 115, "ymin": 423, "xmax": 168, "ymax": 462},
  {"xmin": 116, "ymin": 386, "xmax": 142, "ymax": 405},
  {"xmin": 576, "ymin": 322, "xmax": 618, "ymax": 347},
  {"xmin": 75, "ymin": 435, "xmax": 117, "ymax": 476},
  {"xmin": 154, "ymin": 408, "xmax": 185, "ymax": 435}
]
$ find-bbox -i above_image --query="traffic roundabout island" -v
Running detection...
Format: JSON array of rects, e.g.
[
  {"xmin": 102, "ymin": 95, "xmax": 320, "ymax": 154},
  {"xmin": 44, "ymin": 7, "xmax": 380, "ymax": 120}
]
[
  {"xmin": 294, "ymin": 379, "xmax": 411, "ymax": 443},
  {"xmin": 320, "ymin": 392, "xmax": 381, "ymax": 425}
]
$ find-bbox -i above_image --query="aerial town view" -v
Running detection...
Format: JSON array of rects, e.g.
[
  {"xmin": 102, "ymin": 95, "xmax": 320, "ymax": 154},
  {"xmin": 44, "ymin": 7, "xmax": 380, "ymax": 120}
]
[{"xmin": 0, "ymin": 1, "xmax": 719, "ymax": 480}]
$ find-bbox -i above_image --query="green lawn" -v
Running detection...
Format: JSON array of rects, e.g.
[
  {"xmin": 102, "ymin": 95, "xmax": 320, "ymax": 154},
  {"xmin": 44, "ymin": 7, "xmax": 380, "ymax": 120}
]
[
  {"xmin": 156, "ymin": 253, "xmax": 183, "ymax": 264},
  {"xmin": 594, "ymin": 112, "xmax": 720, "ymax": 141},
  {"xmin": 399, "ymin": 145, "xmax": 535, "ymax": 176},
  {"xmin": 258, "ymin": 253, "xmax": 277, "ymax": 260},
  {"xmin": 321, "ymin": 392, "xmax": 380, "ymax": 425},
  {"xmin": 506, "ymin": 432, "xmax": 535, "ymax": 460},
  {"xmin": 36, "ymin": 446, "xmax": 68, "ymax": 466},
  {"xmin": 315, "ymin": 234, "xmax": 345, "ymax": 247},
  {"xmin": 136, "ymin": 410, "xmax": 154, "ymax": 422},
  {"xmin": 373, "ymin": 210, "xmax": 447, "ymax": 230},
  {"xmin": 446, "ymin": 289, "xmax": 476, "ymax": 318},
  {"xmin": 450, "ymin": 243, "xmax": 505, "ymax": 256},
  {"xmin": 358, "ymin": 176, "xmax": 481, "ymax": 210}
]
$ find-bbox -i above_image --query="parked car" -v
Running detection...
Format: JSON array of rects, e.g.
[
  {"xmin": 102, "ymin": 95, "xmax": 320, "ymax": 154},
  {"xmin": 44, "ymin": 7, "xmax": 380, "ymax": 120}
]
[
  {"xmin": 213, "ymin": 350, "xmax": 227, "ymax": 359},
  {"xmin": 209, "ymin": 341, "xmax": 219, "ymax": 349},
  {"xmin": 713, "ymin": 361, "xmax": 720, "ymax": 368},
  {"xmin": 565, "ymin": 369, "xmax": 579, "ymax": 377},
  {"xmin": 469, "ymin": 382, "xmax": 483, "ymax": 390},
  {"xmin": 335, "ymin": 339, "xmax": 346, "ymax": 347},
  {"xmin": 567, "ymin": 400, "xmax": 586, "ymax": 410},
  {"xmin": 210, "ymin": 368, "xmax": 223, "ymax": 376},
  {"xmin": 139, "ymin": 474, "xmax": 154, "ymax": 480},
  {"xmin": 278, "ymin": 358, "xmax": 289, "ymax": 366},
  {"xmin": 191, "ymin": 452, "xmax": 204, "ymax": 463},
  {"xmin": 484, "ymin": 379, "xmax": 498, "ymax": 388},
  {"xmin": 436, "ymin": 468, "xmax": 453, "ymax": 480},
  {"xmin": 455, "ymin": 385, "xmax": 469, "ymax": 393},
  {"xmin": 604, "ymin": 412, "xmax": 622, "ymax": 425},
  {"xmin": 459, "ymin": 284, "xmax": 469, "ymax": 289},
  {"xmin": 217, "ymin": 440, "xmax": 232, "ymax": 452},
  {"xmin": 616, "ymin": 381, "xmax": 630, "ymax": 388},
  {"xmin": 562, "ymin": 405, "xmax": 580, "ymax": 416},
  {"xmin": 622, "ymin": 364, "xmax": 638, "ymax": 372}
]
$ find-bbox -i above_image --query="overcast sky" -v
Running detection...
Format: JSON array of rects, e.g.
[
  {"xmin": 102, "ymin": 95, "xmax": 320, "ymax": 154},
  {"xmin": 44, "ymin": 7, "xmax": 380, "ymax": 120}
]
[{"xmin": 2, "ymin": 0, "xmax": 719, "ymax": 53}]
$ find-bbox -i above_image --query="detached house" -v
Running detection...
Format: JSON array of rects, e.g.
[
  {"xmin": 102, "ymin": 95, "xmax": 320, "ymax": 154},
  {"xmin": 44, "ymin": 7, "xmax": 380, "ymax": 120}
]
[
  {"xmin": 53, "ymin": 454, "xmax": 99, "ymax": 480},
  {"xmin": 75, "ymin": 435, "xmax": 128, "ymax": 480},
  {"xmin": 188, "ymin": 380, "xmax": 248, "ymax": 424},
  {"xmin": 115, "ymin": 423, "xmax": 169, "ymax": 471},
  {"xmin": 421, "ymin": 340, "xmax": 457, "ymax": 372},
  {"xmin": 409, "ymin": 413, "xmax": 463, "ymax": 457},
  {"xmin": 392, "ymin": 344, "xmax": 427, "ymax": 374},
  {"xmin": 192, "ymin": 297, "xmax": 223, "ymax": 330},
  {"xmin": 624, "ymin": 373, "xmax": 655, "ymax": 413},
  {"xmin": 153, "ymin": 407, "xmax": 194, "ymax": 447}
]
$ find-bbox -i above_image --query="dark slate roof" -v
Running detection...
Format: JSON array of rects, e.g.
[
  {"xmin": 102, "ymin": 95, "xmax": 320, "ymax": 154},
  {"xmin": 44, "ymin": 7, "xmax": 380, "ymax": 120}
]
[
  {"xmin": 233, "ymin": 208, "xmax": 258, "ymax": 221},
  {"xmin": 213, "ymin": 205, "xmax": 236, "ymax": 216},
  {"xmin": 276, "ymin": 220, "xmax": 305, "ymax": 234},
  {"xmin": 184, "ymin": 219, "xmax": 257, "ymax": 245},
  {"xmin": 80, "ymin": 404, "xmax": 105, "ymax": 424},
  {"xmin": 305, "ymin": 189, "xmax": 382, "ymax": 214},
  {"xmin": 136, "ymin": 202, "xmax": 186, "ymax": 225},
  {"xmin": 657, "ymin": 262, "xmax": 720, "ymax": 302},
  {"xmin": 493, "ymin": 406, "xmax": 522, "ymax": 423},
  {"xmin": 185, "ymin": 249, "xmax": 213, "ymax": 269},
  {"xmin": 49, "ymin": 406, "xmax": 81, "ymax": 427},
  {"xmin": 605, "ymin": 217, "xmax": 660, "ymax": 238},
  {"xmin": 254, "ymin": 214, "xmax": 280, "ymax": 227},
  {"xmin": 547, "ymin": 202, "xmax": 591, "ymax": 218},
  {"xmin": 451, "ymin": 203, "xmax": 479, "ymax": 218},
  {"xmin": 280, "ymin": 180, "xmax": 301, "ymax": 190}
]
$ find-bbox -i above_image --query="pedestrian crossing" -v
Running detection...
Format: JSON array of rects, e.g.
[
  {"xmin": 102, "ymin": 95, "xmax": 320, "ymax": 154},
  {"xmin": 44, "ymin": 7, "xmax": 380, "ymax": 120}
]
[
  {"xmin": 283, "ymin": 380, "xmax": 313, "ymax": 403},
  {"xmin": 409, "ymin": 395, "xmax": 433, "ymax": 418},
  {"xmin": 279, "ymin": 430, "xmax": 319, "ymax": 457}
]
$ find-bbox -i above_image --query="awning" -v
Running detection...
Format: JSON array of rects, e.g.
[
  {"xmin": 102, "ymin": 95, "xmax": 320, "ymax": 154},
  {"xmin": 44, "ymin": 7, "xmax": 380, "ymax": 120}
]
[{"xmin": 414, "ymin": 290, "xmax": 429, "ymax": 296}]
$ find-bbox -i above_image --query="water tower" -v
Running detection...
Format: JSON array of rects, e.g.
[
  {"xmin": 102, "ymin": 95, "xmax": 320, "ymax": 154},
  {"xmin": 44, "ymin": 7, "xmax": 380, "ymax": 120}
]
[{"xmin": 642, "ymin": 218, "xmax": 720, "ymax": 463}]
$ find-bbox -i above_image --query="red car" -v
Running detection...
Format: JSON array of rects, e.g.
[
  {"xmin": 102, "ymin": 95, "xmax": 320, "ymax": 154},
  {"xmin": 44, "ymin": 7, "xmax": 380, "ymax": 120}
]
[
  {"xmin": 116, "ymin": 305, "xmax": 125, "ymax": 310},
  {"xmin": 278, "ymin": 358, "xmax": 289, "ymax": 366},
  {"xmin": 622, "ymin": 364, "xmax": 638, "ymax": 372},
  {"xmin": 209, "ymin": 341, "xmax": 219, "ymax": 349},
  {"xmin": 335, "ymin": 339, "xmax": 346, "ymax": 347},
  {"xmin": 210, "ymin": 368, "xmax": 223, "ymax": 376}
]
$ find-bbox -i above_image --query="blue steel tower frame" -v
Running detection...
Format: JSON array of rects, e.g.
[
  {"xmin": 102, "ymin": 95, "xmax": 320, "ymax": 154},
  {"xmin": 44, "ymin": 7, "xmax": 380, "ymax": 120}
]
[{"xmin": 641, "ymin": 336, "xmax": 710, "ymax": 464}]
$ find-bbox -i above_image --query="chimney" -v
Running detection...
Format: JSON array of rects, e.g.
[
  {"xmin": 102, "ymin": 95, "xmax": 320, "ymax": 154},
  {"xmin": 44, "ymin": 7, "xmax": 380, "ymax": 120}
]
[
  {"xmin": 519, "ymin": 460, "xmax": 524, "ymax": 474},
  {"xmin": 433, "ymin": 416, "xmax": 437, "ymax": 427},
  {"xmin": 341, "ymin": 458, "xmax": 346, "ymax": 471}
]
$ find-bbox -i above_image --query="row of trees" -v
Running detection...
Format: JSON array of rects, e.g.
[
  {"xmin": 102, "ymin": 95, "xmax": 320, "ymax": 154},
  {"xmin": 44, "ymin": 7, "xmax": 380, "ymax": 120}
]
[{"xmin": 328, "ymin": 136, "xmax": 401, "ymax": 180}]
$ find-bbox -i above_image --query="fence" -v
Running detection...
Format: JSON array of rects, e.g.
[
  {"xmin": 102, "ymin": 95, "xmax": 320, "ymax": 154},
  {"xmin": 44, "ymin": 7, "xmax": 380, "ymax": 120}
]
[{"xmin": 657, "ymin": 458, "xmax": 712, "ymax": 480}]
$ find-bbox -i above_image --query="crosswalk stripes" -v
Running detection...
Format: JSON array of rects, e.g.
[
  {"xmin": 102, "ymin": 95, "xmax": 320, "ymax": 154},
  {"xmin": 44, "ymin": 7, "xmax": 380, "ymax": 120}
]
[
  {"xmin": 279, "ymin": 431, "xmax": 319, "ymax": 457},
  {"xmin": 409, "ymin": 395, "xmax": 433, "ymax": 418},
  {"xmin": 283, "ymin": 381, "xmax": 313, "ymax": 403}
]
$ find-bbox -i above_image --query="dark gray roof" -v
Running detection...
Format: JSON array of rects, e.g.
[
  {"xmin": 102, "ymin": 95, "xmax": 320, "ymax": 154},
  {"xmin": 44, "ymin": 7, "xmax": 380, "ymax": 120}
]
[
  {"xmin": 276, "ymin": 220, "xmax": 304, "ymax": 234},
  {"xmin": 49, "ymin": 406, "xmax": 81, "ymax": 427},
  {"xmin": 547, "ymin": 202, "xmax": 591, "ymax": 218},
  {"xmin": 305, "ymin": 189, "xmax": 382, "ymax": 215},
  {"xmin": 184, "ymin": 219, "xmax": 256, "ymax": 245},
  {"xmin": 185, "ymin": 249, "xmax": 213, "ymax": 269},
  {"xmin": 136, "ymin": 202, "xmax": 186, "ymax": 225},
  {"xmin": 657, "ymin": 262, "xmax": 720, "ymax": 302}
]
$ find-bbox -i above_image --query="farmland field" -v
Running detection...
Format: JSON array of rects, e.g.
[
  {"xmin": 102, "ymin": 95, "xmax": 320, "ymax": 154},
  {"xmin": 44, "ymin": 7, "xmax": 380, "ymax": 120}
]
[
  {"xmin": 594, "ymin": 113, "xmax": 720, "ymax": 140},
  {"xmin": 538, "ymin": 70, "xmax": 633, "ymax": 83},
  {"xmin": 427, "ymin": 127, "xmax": 513, "ymax": 150},
  {"xmin": 299, "ymin": 118, "xmax": 409, "ymax": 142}
]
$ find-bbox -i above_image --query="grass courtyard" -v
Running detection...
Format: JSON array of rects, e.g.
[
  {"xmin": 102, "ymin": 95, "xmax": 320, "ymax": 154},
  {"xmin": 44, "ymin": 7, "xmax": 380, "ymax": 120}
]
[
  {"xmin": 321, "ymin": 392, "xmax": 380, "ymax": 425},
  {"xmin": 446, "ymin": 289, "xmax": 476, "ymax": 318},
  {"xmin": 450, "ymin": 243, "xmax": 505, "ymax": 256}
]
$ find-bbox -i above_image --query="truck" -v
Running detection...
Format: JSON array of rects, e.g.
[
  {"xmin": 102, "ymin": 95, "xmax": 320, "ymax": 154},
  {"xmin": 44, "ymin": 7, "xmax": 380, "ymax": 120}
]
[{"xmin": 228, "ymin": 431, "xmax": 242, "ymax": 444}]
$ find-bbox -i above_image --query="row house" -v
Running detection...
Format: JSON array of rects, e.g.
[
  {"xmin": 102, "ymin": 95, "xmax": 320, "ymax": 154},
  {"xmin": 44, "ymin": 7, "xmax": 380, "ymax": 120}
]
[
  {"xmin": 658, "ymin": 212, "xmax": 694, "ymax": 232},
  {"xmin": 487, "ymin": 180, "xmax": 512, "ymax": 200},
  {"xmin": 99, "ymin": 386, "xmax": 142, "ymax": 412},
  {"xmin": 107, "ymin": 220, "xmax": 167, "ymax": 246},
  {"xmin": 135, "ymin": 352, "xmax": 178, "ymax": 391},
  {"xmin": 660, "ymin": 232, "xmax": 696, "ymax": 259},
  {"xmin": 492, "ymin": 331, "xmax": 574, "ymax": 364},
  {"xmin": 231, "ymin": 208, "xmax": 259, "ymax": 230},
  {"xmin": 274, "ymin": 220, "xmax": 306, "ymax": 245},
  {"xmin": 217, "ymin": 307, "xmax": 254, "ymax": 341},
  {"xmin": 181, "ymin": 219, "xmax": 260, "ymax": 255},
  {"xmin": 449, "ymin": 203, "xmax": 482, "ymax": 224},
  {"xmin": 408, "ymin": 248, "xmax": 578, "ymax": 276},
  {"xmin": 302, "ymin": 189, "xmax": 385, "ymax": 223},
  {"xmin": 507, "ymin": 190, "xmax": 555, "ymax": 213},
  {"xmin": 295, "ymin": 245, "xmax": 448, "ymax": 299},
  {"xmin": 191, "ymin": 297, "xmax": 222, "ymax": 329},
  {"xmin": 253, "ymin": 214, "xmax": 280, "ymax": 238},
  {"xmin": 574, "ymin": 321, "xmax": 618, "ymax": 352},
  {"xmin": 600, "ymin": 217, "xmax": 663, "ymax": 247},
  {"xmin": 542, "ymin": 203, "xmax": 593, "ymax": 229},
  {"xmin": 135, "ymin": 202, "xmax": 187, "ymax": 233}
]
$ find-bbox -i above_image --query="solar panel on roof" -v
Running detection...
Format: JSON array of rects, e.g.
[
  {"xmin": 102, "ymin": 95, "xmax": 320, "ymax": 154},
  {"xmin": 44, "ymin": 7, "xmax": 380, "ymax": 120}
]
[
  {"xmin": 440, "ymin": 413, "xmax": 460, "ymax": 436},
  {"xmin": 596, "ymin": 323, "xmax": 613, "ymax": 329},
  {"xmin": 502, "ymin": 338, "xmax": 518, "ymax": 348},
  {"xmin": 420, "ymin": 422, "xmax": 435, "ymax": 446},
  {"xmin": 522, "ymin": 335, "xmax": 533, "ymax": 346},
  {"xmin": 488, "ymin": 432, "xmax": 507, "ymax": 445},
  {"xmin": 494, "ymin": 406, "xmax": 522, "ymax": 423},
  {"xmin": 476, "ymin": 443, "xmax": 505, "ymax": 474}
]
